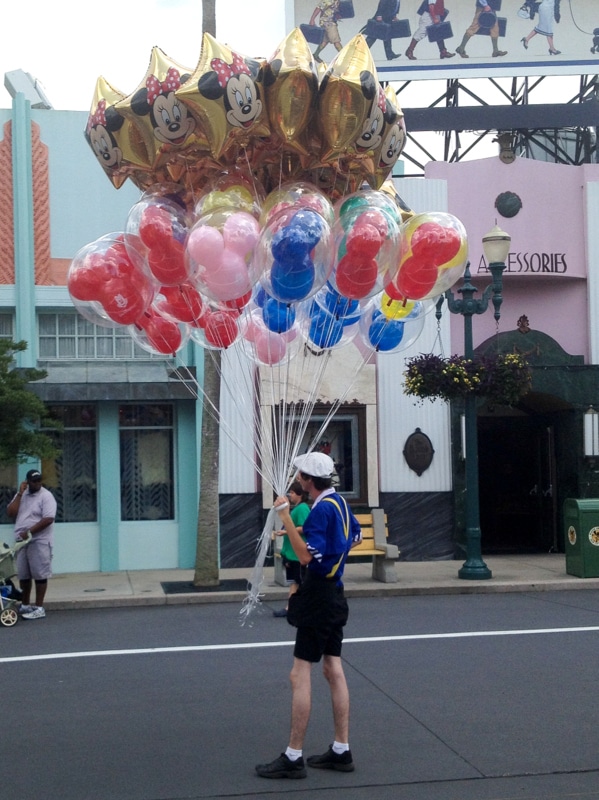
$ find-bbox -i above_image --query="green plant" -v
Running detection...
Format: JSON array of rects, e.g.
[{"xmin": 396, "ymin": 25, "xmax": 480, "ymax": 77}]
[{"xmin": 403, "ymin": 351, "xmax": 531, "ymax": 405}]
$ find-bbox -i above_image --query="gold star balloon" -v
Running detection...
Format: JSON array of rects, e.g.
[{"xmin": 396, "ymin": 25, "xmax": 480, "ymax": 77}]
[
  {"xmin": 177, "ymin": 33, "xmax": 269, "ymax": 162},
  {"xmin": 318, "ymin": 35, "xmax": 380, "ymax": 165},
  {"xmin": 263, "ymin": 28, "xmax": 318, "ymax": 157},
  {"xmin": 85, "ymin": 77, "xmax": 151, "ymax": 188},
  {"xmin": 116, "ymin": 47, "xmax": 208, "ymax": 172}
]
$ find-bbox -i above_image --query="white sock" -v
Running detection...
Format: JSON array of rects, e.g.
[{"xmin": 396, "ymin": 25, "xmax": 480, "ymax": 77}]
[
  {"xmin": 332, "ymin": 741, "xmax": 349, "ymax": 754},
  {"xmin": 285, "ymin": 746, "xmax": 302, "ymax": 761}
]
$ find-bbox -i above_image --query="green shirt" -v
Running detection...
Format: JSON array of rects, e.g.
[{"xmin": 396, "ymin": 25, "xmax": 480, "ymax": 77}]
[{"xmin": 280, "ymin": 501, "xmax": 311, "ymax": 561}]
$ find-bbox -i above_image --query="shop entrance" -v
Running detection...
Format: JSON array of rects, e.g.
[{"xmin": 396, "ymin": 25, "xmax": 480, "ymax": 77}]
[{"xmin": 478, "ymin": 401, "xmax": 571, "ymax": 554}]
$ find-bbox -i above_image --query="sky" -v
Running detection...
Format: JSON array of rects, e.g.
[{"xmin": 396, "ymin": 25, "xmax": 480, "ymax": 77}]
[{"xmin": 0, "ymin": 0, "xmax": 288, "ymax": 111}]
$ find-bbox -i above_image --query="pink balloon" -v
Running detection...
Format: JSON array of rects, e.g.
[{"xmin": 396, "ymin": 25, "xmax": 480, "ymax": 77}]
[
  {"xmin": 254, "ymin": 329, "xmax": 287, "ymax": 365},
  {"xmin": 222, "ymin": 212, "xmax": 260, "ymax": 257},
  {"xmin": 187, "ymin": 225, "xmax": 225, "ymax": 272},
  {"xmin": 201, "ymin": 249, "xmax": 252, "ymax": 302}
]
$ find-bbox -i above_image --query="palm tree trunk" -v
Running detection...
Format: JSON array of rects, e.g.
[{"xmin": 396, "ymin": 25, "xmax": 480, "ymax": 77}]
[
  {"xmin": 194, "ymin": 351, "xmax": 221, "ymax": 586},
  {"xmin": 194, "ymin": 0, "xmax": 219, "ymax": 587}
]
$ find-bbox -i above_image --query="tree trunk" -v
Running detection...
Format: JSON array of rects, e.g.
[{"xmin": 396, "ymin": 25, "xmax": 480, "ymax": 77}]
[
  {"xmin": 194, "ymin": 1, "xmax": 219, "ymax": 586},
  {"xmin": 194, "ymin": 351, "xmax": 221, "ymax": 586},
  {"xmin": 202, "ymin": 0, "xmax": 216, "ymax": 36}
]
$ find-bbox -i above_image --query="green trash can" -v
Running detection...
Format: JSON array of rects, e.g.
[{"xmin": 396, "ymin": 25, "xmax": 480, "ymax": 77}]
[{"xmin": 563, "ymin": 498, "xmax": 599, "ymax": 578}]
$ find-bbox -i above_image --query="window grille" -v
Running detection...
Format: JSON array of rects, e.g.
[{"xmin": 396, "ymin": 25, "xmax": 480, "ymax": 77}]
[
  {"xmin": 42, "ymin": 405, "xmax": 97, "ymax": 522},
  {"xmin": 38, "ymin": 313, "xmax": 165, "ymax": 360},
  {"xmin": 119, "ymin": 404, "xmax": 174, "ymax": 521}
]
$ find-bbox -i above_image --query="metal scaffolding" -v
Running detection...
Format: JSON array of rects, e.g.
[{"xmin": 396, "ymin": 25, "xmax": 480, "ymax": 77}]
[{"xmin": 393, "ymin": 73, "xmax": 599, "ymax": 176}]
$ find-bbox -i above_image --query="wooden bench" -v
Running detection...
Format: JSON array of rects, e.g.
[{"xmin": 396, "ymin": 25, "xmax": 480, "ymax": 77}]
[{"xmin": 274, "ymin": 508, "xmax": 399, "ymax": 586}]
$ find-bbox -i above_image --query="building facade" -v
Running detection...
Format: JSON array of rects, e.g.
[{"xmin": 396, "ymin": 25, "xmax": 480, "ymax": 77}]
[{"xmin": 3, "ymin": 97, "xmax": 599, "ymax": 572}]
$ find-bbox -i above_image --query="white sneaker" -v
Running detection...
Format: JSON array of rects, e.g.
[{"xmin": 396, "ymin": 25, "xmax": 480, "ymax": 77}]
[
  {"xmin": 22, "ymin": 606, "xmax": 46, "ymax": 619},
  {"xmin": 19, "ymin": 604, "xmax": 35, "ymax": 614}
]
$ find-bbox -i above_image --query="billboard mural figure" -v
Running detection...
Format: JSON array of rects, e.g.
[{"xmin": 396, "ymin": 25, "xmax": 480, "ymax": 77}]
[
  {"xmin": 521, "ymin": 0, "xmax": 562, "ymax": 55},
  {"xmin": 455, "ymin": 0, "xmax": 507, "ymax": 59},
  {"xmin": 405, "ymin": 1, "xmax": 454, "ymax": 60},
  {"xmin": 310, "ymin": 0, "xmax": 344, "ymax": 63},
  {"xmin": 363, "ymin": 0, "xmax": 402, "ymax": 61}
]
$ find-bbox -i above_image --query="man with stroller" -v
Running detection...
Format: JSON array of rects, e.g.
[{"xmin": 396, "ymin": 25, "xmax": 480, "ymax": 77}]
[{"xmin": 6, "ymin": 469, "xmax": 57, "ymax": 620}]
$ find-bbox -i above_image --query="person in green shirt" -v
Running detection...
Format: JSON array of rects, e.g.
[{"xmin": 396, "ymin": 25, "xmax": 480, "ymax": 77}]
[{"xmin": 273, "ymin": 481, "xmax": 311, "ymax": 618}]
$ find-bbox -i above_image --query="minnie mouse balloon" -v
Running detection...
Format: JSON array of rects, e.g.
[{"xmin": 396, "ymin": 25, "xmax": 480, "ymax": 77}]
[
  {"xmin": 177, "ymin": 33, "xmax": 269, "ymax": 161},
  {"xmin": 116, "ymin": 47, "xmax": 206, "ymax": 171},
  {"xmin": 85, "ymin": 77, "xmax": 151, "ymax": 189}
]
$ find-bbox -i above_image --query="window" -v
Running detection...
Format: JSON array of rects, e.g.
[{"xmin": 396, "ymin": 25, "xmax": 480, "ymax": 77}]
[
  {"xmin": 42, "ymin": 405, "xmax": 97, "ymax": 522},
  {"xmin": 119, "ymin": 404, "xmax": 174, "ymax": 521},
  {"xmin": 0, "ymin": 314, "xmax": 13, "ymax": 339},
  {"xmin": 282, "ymin": 404, "xmax": 367, "ymax": 504},
  {"xmin": 0, "ymin": 463, "xmax": 17, "ymax": 525},
  {"xmin": 38, "ymin": 313, "xmax": 164, "ymax": 359}
]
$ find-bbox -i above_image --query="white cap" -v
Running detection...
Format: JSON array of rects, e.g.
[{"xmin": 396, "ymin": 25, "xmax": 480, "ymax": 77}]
[{"xmin": 293, "ymin": 452, "xmax": 334, "ymax": 478}]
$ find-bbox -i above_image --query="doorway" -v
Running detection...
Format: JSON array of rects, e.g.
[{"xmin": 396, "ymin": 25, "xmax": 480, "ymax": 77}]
[{"xmin": 478, "ymin": 412, "xmax": 559, "ymax": 553}]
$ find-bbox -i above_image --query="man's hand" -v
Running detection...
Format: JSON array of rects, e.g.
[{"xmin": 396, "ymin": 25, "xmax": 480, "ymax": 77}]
[{"xmin": 19, "ymin": 480, "xmax": 27, "ymax": 494}]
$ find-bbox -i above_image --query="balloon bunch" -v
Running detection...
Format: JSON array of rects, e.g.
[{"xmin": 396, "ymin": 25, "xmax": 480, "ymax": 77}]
[
  {"xmin": 84, "ymin": 29, "xmax": 406, "ymax": 200},
  {"xmin": 68, "ymin": 177, "xmax": 469, "ymax": 360}
]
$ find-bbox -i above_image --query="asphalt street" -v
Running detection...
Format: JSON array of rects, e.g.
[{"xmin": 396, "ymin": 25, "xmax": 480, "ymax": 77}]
[{"xmin": 2, "ymin": 590, "xmax": 599, "ymax": 800}]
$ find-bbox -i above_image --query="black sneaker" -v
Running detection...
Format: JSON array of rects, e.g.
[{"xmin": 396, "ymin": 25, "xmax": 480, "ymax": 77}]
[
  {"xmin": 255, "ymin": 753, "xmax": 307, "ymax": 779},
  {"xmin": 307, "ymin": 746, "xmax": 354, "ymax": 772}
]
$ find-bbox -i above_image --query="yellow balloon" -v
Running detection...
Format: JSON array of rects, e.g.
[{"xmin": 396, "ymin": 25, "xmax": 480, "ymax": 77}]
[{"xmin": 380, "ymin": 293, "xmax": 415, "ymax": 320}]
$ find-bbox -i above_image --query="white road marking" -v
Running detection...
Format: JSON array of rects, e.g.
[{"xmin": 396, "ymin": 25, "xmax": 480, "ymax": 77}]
[{"xmin": 1, "ymin": 625, "xmax": 599, "ymax": 663}]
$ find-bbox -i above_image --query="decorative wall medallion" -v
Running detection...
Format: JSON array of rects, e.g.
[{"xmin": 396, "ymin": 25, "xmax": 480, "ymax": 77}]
[
  {"xmin": 403, "ymin": 428, "xmax": 434, "ymax": 476},
  {"xmin": 495, "ymin": 191, "xmax": 522, "ymax": 218},
  {"xmin": 589, "ymin": 527, "xmax": 599, "ymax": 546}
]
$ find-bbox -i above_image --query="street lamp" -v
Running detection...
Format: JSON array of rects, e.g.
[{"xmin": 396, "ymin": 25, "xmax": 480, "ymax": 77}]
[{"xmin": 436, "ymin": 223, "xmax": 511, "ymax": 579}]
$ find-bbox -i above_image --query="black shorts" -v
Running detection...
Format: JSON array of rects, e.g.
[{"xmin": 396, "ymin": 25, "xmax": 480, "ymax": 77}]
[
  {"xmin": 294, "ymin": 623, "xmax": 344, "ymax": 662},
  {"xmin": 284, "ymin": 559, "xmax": 302, "ymax": 585}
]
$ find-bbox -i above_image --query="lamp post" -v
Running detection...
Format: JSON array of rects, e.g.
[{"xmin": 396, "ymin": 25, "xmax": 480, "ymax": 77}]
[{"xmin": 436, "ymin": 224, "xmax": 511, "ymax": 579}]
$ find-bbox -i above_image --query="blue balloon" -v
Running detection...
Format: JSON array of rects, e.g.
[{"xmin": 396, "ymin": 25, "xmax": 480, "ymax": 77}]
[
  {"xmin": 322, "ymin": 289, "xmax": 359, "ymax": 319},
  {"xmin": 309, "ymin": 309, "xmax": 343, "ymax": 349},
  {"xmin": 368, "ymin": 318, "xmax": 404, "ymax": 351},
  {"xmin": 270, "ymin": 258, "xmax": 315, "ymax": 302},
  {"xmin": 271, "ymin": 224, "xmax": 313, "ymax": 264},
  {"xmin": 253, "ymin": 286, "xmax": 268, "ymax": 308},
  {"xmin": 290, "ymin": 209, "xmax": 324, "ymax": 248},
  {"xmin": 262, "ymin": 298, "xmax": 296, "ymax": 333}
]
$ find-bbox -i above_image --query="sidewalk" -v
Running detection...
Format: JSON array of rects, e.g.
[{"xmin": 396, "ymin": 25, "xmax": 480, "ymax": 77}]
[{"xmin": 44, "ymin": 553, "xmax": 599, "ymax": 610}]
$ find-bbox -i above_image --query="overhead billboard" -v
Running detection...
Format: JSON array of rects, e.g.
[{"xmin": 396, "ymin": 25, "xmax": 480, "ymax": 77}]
[{"xmin": 291, "ymin": 1, "xmax": 599, "ymax": 80}]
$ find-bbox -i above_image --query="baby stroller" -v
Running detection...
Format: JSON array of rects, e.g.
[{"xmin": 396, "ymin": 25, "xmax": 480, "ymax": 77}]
[{"xmin": 0, "ymin": 535, "xmax": 30, "ymax": 627}]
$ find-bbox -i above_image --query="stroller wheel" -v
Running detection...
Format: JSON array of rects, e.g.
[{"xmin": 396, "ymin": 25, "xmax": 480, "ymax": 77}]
[{"xmin": 0, "ymin": 608, "xmax": 18, "ymax": 627}]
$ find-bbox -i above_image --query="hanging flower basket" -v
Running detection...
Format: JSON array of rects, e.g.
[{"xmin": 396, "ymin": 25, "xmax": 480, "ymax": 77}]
[{"xmin": 403, "ymin": 352, "xmax": 531, "ymax": 405}]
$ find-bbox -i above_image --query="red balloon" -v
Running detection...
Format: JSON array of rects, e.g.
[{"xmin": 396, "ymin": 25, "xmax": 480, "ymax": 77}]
[
  {"xmin": 101, "ymin": 278, "xmax": 149, "ymax": 325},
  {"xmin": 335, "ymin": 255, "xmax": 378, "ymax": 299},
  {"xmin": 139, "ymin": 311, "xmax": 183, "ymax": 355},
  {"xmin": 357, "ymin": 210, "xmax": 388, "ymax": 238},
  {"xmin": 147, "ymin": 240, "xmax": 188, "ymax": 285},
  {"xmin": 345, "ymin": 223, "xmax": 382, "ymax": 261},
  {"xmin": 222, "ymin": 291, "xmax": 252, "ymax": 311},
  {"xmin": 68, "ymin": 264, "xmax": 108, "ymax": 302},
  {"xmin": 395, "ymin": 254, "xmax": 438, "ymax": 300},
  {"xmin": 139, "ymin": 205, "xmax": 173, "ymax": 250},
  {"xmin": 204, "ymin": 311, "xmax": 239, "ymax": 348},
  {"xmin": 411, "ymin": 222, "xmax": 461, "ymax": 266},
  {"xmin": 157, "ymin": 284, "xmax": 205, "ymax": 324}
]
